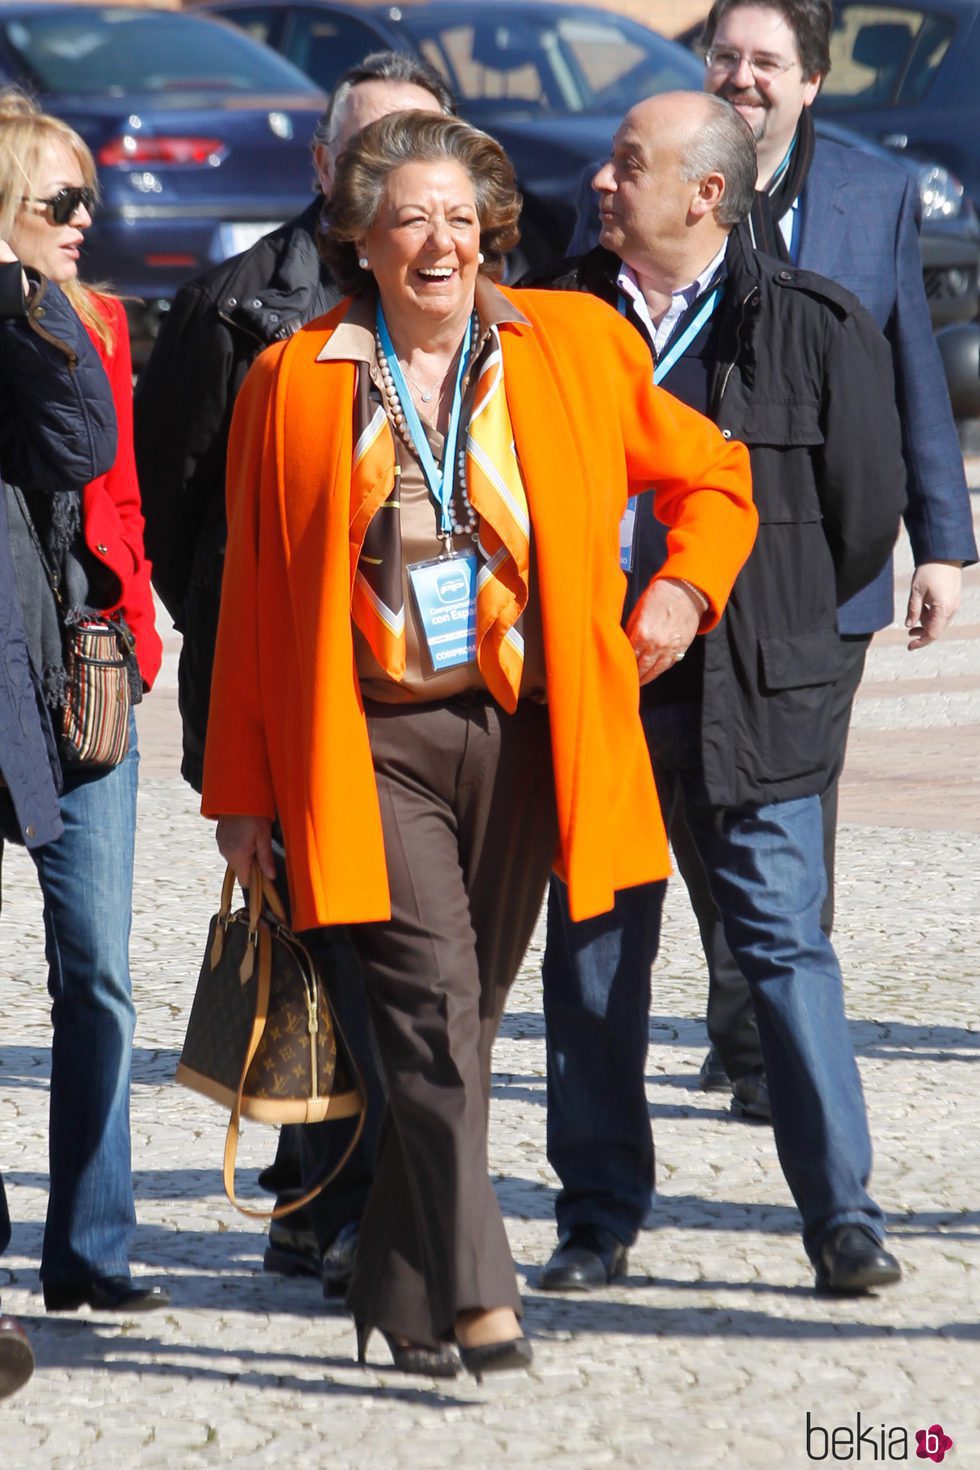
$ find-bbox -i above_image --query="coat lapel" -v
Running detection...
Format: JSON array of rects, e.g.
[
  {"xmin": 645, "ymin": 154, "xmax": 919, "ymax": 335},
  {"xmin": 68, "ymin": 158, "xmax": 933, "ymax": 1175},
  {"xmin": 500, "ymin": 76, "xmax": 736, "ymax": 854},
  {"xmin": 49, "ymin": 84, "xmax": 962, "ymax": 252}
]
[{"xmin": 797, "ymin": 152, "xmax": 850, "ymax": 278}]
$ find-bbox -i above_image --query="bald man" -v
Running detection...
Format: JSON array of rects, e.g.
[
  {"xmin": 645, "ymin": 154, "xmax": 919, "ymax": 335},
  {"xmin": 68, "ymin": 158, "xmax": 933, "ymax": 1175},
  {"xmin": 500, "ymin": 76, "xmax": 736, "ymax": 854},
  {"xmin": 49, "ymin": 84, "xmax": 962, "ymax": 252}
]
[{"xmin": 524, "ymin": 91, "xmax": 906, "ymax": 1296}]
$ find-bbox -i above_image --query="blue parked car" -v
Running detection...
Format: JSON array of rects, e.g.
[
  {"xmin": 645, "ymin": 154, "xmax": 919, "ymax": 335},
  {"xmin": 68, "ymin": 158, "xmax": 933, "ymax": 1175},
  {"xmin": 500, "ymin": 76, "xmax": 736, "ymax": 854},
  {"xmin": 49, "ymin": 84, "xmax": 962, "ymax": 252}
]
[
  {"xmin": 814, "ymin": 0, "xmax": 980, "ymax": 212},
  {"xmin": 0, "ymin": 5, "xmax": 326, "ymax": 359},
  {"xmin": 206, "ymin": 0, "xmax": 978, "ymax": 302}
]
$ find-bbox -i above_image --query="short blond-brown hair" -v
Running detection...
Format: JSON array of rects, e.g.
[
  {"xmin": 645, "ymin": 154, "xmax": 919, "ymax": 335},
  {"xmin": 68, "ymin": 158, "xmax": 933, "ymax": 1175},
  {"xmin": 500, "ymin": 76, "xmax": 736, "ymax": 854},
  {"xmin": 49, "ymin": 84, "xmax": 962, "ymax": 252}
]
[
  {"xmin": 322, "ymin": 110, "xmax": 521, "ymax": 292},
  {"xmin": 0, "ymin": 87, "xmax": 114, "ymax": 351}
]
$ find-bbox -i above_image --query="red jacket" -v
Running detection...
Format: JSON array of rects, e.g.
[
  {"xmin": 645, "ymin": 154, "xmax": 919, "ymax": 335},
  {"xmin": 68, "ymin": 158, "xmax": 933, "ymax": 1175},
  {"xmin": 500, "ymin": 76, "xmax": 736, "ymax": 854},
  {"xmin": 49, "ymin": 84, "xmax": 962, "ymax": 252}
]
[{"xmin": 83, "ymin": 294, "xmax": 161, "ymax": 687}]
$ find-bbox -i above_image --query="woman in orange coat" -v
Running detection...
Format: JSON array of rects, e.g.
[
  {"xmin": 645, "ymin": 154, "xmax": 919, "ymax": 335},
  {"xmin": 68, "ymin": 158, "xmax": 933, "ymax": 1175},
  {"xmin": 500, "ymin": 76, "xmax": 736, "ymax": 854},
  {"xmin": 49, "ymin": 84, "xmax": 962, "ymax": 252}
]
[{"xmin": 205, "ymin": 112, "xmax": 755, "ymax": 1379}]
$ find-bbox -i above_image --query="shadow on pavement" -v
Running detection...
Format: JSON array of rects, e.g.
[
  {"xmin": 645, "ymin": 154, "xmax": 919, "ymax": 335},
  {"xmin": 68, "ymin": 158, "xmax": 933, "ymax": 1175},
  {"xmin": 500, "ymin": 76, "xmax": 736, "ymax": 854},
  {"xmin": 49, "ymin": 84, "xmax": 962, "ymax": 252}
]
[{"xmin": 15, "ymin": 1319, "xmax": 469, "ymax": 1404}]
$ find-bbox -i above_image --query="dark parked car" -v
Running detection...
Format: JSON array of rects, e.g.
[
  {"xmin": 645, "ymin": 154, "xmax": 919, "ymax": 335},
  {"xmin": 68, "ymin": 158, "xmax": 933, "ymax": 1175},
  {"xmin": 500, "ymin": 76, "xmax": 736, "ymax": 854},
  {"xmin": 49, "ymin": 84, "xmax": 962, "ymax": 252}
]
[
  {"xmin": 815, "ymin": 0, "xmax": 980, "ymax": 212},
  {"xmin": 0, "ymin": 4, "xmax": 326, "ymax": 358},
  {"xmin": 196, "ymin": 0, "xmax": 706, "ymax": 266},
  {"xmin": 207, "ymin": 1, "xmax": 978, "ymax": 296}
]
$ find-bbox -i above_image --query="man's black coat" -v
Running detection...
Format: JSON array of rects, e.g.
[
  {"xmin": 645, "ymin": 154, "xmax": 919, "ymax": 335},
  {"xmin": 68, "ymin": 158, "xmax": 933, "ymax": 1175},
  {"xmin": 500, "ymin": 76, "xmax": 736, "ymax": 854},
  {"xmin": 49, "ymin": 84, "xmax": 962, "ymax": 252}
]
[
  {"xmin": 522, "ymin": 231, "xmax": 907, "ymax": 807},
  {"xmin": 135, "ymin": 200, "xmax": 341, "ymax": 791}
]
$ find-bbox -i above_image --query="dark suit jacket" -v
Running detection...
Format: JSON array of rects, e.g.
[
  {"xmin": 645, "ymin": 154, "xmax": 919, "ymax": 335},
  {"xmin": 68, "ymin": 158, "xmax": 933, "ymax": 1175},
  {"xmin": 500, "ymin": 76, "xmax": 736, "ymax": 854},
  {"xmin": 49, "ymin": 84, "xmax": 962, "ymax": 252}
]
[
  {"xmin": 570, "ymin": 133, "xmax": 977, "ymax": 634},
  {"xmin": 799, "ymin": 136, "xmax": 975, "ymax": 632}
]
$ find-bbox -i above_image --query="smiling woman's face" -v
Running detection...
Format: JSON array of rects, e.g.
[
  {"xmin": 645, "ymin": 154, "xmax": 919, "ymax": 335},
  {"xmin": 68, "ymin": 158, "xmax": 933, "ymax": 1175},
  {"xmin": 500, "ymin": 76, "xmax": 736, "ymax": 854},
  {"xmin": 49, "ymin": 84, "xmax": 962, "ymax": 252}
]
[
  {"xmin": 8, "ymin": 138, "xmax": 92, "ymax": 283},
  {"xmin": 359, "ymin": 158, "xmax": 482, "ymax": 336}
]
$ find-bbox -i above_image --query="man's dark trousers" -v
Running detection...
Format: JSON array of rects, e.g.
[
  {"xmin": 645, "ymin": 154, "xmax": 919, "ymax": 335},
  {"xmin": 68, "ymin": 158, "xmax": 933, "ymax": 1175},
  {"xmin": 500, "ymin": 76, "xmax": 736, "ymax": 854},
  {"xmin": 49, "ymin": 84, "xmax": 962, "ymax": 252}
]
[
  {"xmin": 542, "ymin": 699, "xmax": 884, "ymax": 1259},
  {"xmin": 543, "ymin": 876, "xmax": 665, "ymax": 1242}
]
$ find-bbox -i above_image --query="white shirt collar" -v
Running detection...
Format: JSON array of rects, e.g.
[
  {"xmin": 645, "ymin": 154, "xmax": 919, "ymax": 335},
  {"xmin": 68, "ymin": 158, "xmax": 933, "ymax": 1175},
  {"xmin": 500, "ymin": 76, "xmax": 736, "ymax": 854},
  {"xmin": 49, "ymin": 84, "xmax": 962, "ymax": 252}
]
[{"xmin": 616, "ymin": 240, "xmax": 728, "ymax": 357}]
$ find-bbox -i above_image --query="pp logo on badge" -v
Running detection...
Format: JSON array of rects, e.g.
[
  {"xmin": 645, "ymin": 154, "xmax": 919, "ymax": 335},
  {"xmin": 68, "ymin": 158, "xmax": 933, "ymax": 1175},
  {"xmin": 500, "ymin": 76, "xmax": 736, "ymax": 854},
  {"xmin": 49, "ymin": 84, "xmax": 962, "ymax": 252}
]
[{"xmin": 435, "ymin": 567, "xmax": 470, "ymax": 604}]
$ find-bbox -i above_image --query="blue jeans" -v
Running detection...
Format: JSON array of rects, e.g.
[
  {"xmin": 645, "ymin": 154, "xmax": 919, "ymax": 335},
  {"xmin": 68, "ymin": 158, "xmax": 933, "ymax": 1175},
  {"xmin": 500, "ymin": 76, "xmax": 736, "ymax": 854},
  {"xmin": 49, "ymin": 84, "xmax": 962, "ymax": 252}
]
[
  {"xmin": 543, "ymin": 699, "xmax": 883, "ymax": 1261},
  {"xmin": 31, "ymin": 714, "xmax": 139, "ymax": 1285}
]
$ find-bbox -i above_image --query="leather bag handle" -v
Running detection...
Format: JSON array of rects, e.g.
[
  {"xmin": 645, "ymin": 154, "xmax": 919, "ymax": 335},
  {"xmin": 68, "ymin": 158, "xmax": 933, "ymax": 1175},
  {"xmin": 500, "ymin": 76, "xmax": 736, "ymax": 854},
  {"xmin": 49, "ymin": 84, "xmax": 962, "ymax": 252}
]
[{"xmin": 219, "ymin": 861, "xmax": 367, "ymax": 1221}]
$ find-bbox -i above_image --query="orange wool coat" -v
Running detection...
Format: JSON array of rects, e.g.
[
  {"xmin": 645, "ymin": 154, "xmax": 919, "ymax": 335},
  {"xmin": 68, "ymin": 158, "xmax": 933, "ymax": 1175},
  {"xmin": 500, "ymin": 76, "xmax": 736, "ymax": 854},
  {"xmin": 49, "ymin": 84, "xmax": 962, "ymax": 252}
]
[{"xmin": 202, "ymin": 286, "xmax": 756, "ymax": 931}]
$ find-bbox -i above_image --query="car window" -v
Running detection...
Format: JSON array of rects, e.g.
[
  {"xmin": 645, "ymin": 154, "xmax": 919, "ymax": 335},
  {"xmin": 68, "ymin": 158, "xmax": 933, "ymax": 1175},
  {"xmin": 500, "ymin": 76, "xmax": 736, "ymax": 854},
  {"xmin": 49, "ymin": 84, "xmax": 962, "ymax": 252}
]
[
  {"xmin": 399, "ymin": 10, "xmax": 700, "ymax": 119},
  {"xmin": 821, "ymin": 4, "xmax": 954, "ymax": 109},
  {"xmin": 0, "ymin": 6, "xmax": 319, "ymax": 96},
  {"xmin": 278, "ymin": 10, "xmax": 389, "ymax": 92},
  {"xmin": 211, "ymin": 6, "xmax": 279, "ymax": 48}
]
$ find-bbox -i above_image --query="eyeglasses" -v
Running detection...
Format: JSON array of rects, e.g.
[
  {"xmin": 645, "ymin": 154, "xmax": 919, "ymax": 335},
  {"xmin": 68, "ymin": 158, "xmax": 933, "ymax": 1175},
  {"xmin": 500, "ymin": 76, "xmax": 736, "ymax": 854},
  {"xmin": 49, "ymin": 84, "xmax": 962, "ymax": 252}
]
[
  {"xmin": 22, "ymin": 185, "xmax": 96, "ymax": 225},
  {"xmin": 704, "ymin": 46, "xmax": 797, "ymax": 79}
]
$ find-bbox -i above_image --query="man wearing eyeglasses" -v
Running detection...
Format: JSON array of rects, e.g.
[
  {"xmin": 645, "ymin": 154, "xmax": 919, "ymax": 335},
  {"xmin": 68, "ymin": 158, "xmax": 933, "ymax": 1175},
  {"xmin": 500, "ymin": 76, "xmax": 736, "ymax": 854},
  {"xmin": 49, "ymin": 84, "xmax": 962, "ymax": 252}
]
[{"xmin": 684, "ymin": 0, "xmax": 976, "ymax": 1115}]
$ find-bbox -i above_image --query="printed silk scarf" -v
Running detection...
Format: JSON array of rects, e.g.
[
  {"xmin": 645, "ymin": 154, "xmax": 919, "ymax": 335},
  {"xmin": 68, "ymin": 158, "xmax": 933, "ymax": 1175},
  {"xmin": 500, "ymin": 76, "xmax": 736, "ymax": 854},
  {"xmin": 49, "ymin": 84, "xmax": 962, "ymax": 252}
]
[{"xmin": 349, "ymin": 324, "xmax": 530, "ymax": 711}]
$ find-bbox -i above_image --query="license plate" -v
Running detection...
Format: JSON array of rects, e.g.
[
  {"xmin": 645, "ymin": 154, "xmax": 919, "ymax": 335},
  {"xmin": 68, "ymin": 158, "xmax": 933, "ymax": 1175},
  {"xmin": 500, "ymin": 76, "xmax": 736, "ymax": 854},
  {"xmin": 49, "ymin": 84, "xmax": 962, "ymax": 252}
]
[{"xmin": 216, "ymin": 221, "xmax": 283, "ymax": 259}]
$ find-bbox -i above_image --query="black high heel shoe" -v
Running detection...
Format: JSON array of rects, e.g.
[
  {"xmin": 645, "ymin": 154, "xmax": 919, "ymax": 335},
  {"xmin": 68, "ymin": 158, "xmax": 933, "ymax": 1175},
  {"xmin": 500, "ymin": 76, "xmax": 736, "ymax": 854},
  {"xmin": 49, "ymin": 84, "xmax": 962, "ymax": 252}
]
[
  {"xmin": 457, "ymin": 1336, "xmax": 533, "ymax": 1384},
  {"xmin": 354, "ymin": 1320, "xmax": 461, "ymax": 1379}
]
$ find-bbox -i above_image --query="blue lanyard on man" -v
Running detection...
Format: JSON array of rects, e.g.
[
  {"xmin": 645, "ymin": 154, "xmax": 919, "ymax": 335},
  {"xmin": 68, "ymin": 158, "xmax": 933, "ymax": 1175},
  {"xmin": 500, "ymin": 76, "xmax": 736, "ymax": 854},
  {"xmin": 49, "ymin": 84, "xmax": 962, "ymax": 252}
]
[
  {"xmin": 617, "ymin": 284, "xmax": 722, "ymax": 384},
  {"xmin": 651, "ymin": 288, "xmax": 721, "ymax": 385},
  {"xmin": 616, "ymin": 281, "xmax": 722, "ymax": 570},
  {"xmin": 376, "ymin": 303, "xmax": 472, "ymax": 550}
]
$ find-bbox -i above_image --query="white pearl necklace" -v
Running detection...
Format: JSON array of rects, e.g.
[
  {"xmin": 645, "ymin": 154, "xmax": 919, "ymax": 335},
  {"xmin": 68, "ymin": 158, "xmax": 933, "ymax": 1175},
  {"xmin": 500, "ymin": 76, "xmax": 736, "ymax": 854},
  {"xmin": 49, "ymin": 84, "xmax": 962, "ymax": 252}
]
[{"xmin": 375, "ymin": 313, "xmax": 482, "ymax": 542}]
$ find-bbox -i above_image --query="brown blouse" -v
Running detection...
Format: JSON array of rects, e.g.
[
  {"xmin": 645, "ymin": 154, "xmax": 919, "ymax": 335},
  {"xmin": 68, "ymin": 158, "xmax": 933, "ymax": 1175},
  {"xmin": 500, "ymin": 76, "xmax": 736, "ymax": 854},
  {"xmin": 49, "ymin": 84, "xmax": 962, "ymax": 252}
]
[{"xmin": 317, "ymin": 281, "xmax": 546, "ymax": 705}]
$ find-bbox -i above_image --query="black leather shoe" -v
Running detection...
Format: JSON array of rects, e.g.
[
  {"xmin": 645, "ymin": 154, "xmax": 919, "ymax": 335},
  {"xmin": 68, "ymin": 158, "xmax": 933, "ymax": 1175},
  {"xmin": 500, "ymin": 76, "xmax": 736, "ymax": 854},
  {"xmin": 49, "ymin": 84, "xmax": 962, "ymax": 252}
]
[
  {"xmin": 699, "ymin": 1047, "xmax": 732, "ymax": 1092},
  {"xmin": 263, "ymin": 1216, "xmax": 322, "ymax": 1279},
  {"xmin": 815, "ymin": 1226, "xmax": 902, "ymax": 1295},
  {"xmin": 730, "ymin": 1069, "xmax": 772, "ymax": 1123},
  {"xmin": 0, "ymin": 1315, "xmax": 34, "ymax": 1400},
  {"xmin": 321, "ymin": 1220, "xmax": 359, "ymax": 1299},
  {"xmin": 43, "ymin": 1276, "xmax": 170, "ymax": 1314},
  {"xmin": 539, "ymin": 1226, "xmax": 628, "ymax": 1292}
]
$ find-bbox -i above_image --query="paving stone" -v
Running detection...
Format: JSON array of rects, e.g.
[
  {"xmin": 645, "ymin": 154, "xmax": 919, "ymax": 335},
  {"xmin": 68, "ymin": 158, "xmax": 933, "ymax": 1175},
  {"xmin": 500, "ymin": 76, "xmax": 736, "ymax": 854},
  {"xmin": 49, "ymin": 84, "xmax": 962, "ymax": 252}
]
[{"xmin": 0, "ymin": 514, "xmax": 977, "ymax": 1466}]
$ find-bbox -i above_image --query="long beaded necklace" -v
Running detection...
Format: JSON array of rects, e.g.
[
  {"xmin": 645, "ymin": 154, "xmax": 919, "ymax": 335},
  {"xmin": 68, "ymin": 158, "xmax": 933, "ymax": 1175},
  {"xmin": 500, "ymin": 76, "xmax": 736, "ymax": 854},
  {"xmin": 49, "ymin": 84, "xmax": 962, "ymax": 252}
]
[{"xmin": 375, "ymin": 312, "xmax": 482, "ymax": 542}]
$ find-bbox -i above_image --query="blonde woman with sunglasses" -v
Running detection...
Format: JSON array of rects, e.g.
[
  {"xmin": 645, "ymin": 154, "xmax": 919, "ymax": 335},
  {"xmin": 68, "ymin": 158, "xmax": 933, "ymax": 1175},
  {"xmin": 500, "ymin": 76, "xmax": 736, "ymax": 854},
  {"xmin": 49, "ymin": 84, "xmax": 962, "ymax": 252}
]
[{"xmin": 0, "ymin": 89, "xmax": 167, "ymax": 1314}]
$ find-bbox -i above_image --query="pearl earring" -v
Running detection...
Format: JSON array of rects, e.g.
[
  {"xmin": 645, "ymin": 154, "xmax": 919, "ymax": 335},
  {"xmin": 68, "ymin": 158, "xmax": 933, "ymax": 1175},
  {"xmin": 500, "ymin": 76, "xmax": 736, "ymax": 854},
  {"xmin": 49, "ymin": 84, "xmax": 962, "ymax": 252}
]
[
  {"xmin": 358, "ymin": 256, "xmax": 370, "ymax": 270},
  {"xmin": 477, "ymin": 252, "xmax": 485, "ymax": 264}
]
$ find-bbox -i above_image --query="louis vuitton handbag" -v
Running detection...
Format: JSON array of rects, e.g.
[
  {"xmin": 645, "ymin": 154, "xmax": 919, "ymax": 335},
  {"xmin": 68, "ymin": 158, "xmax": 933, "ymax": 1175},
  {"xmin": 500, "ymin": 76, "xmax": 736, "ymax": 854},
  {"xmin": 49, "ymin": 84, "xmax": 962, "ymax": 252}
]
[{"xmin": 176, "ymin": 862, "xmax": 365, "ymax": 1219}]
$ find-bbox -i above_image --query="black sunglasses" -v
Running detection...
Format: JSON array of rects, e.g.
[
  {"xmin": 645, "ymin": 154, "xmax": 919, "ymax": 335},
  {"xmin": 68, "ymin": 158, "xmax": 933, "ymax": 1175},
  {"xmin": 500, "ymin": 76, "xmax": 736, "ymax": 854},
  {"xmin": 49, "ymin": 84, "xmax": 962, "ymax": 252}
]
[{"xmin": 24, "ymin": 185, "xmax": 96, "ymax": 225}]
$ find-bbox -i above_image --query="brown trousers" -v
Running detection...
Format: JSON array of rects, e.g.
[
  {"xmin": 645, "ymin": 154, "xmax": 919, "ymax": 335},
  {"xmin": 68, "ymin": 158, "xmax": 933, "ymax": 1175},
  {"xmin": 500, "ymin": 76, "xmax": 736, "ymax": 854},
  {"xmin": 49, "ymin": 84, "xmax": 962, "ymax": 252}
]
[{"xmin": 346, "ymin": 695, "xmax": 557, "ymax": 1347}]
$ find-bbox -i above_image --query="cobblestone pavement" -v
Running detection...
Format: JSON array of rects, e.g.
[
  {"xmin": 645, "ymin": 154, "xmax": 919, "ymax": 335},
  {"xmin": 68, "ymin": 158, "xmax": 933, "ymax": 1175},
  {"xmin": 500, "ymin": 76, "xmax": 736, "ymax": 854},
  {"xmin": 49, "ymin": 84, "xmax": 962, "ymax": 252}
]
[{"xmin": 1, "ymin": 508, "xmax": 978, "ymax": 1470}]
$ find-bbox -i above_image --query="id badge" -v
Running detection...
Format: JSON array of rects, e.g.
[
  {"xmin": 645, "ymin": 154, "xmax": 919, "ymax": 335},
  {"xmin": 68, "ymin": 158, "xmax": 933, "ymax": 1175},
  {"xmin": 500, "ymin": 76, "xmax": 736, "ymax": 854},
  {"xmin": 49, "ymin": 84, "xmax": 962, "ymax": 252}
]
[
  {"xmin": 619, "ymin": 495, "xmax": 639, "ymax": 573},
  {"xmin": 408, "ymin": 551, "xmax": 477, "ymax": 671}
]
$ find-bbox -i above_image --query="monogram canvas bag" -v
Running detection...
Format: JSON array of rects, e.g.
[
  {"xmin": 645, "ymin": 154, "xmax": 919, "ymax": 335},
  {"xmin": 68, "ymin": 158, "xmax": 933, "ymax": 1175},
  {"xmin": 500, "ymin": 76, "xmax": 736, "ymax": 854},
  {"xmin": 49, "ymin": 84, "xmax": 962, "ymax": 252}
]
[{"xmin": 176, "ymin": 863, "xmax": 365, "ymax": 1218}]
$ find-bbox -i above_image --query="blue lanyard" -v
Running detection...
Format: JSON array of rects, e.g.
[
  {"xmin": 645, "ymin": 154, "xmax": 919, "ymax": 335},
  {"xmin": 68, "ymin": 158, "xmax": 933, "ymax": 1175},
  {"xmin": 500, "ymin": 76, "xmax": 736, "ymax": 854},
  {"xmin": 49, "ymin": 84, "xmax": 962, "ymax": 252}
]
[
  {"xmin": 376, "ymin": 303, "xmax": 472, "ymax": 540},
  {"xmin": 652, "ymin": 288, "xmax": 720, "ymax": 384},
  {"xmin": 768, "ymin": 134, "xmax": 797, "ymax": 192},
  {"xmin": 617, "ymin": 285, "xmax": 721, "ymax": 384}
]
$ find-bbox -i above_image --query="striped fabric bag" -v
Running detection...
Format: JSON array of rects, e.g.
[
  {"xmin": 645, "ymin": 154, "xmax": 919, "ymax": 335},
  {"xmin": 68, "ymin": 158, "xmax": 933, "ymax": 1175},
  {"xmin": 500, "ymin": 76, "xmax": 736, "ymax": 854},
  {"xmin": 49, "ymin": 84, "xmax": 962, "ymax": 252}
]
[{"xmin": 60, "ymin": 616, "xmax": 134, "ymax": 770}]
